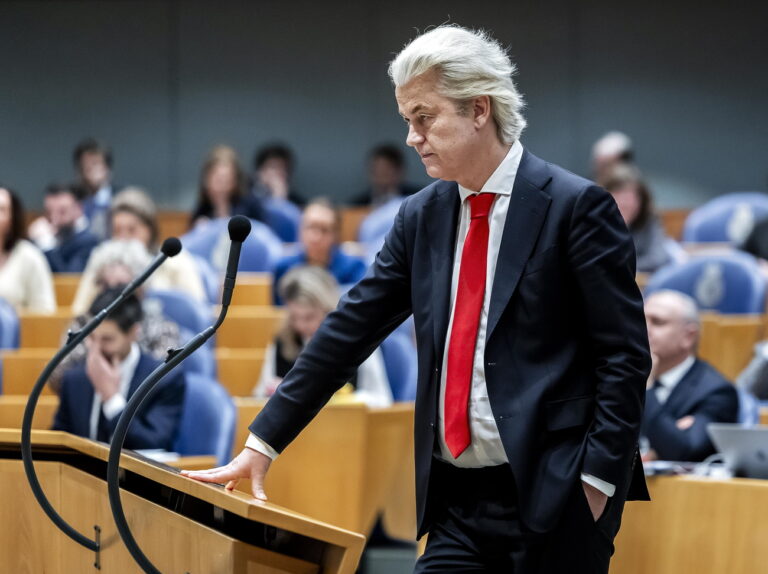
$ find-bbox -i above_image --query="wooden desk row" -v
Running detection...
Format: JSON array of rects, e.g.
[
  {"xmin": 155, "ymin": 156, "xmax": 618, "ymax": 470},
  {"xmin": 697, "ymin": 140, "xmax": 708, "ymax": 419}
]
[{"xmin": 0, "ymin": 395, "xmax": 415, "ymax": 540}]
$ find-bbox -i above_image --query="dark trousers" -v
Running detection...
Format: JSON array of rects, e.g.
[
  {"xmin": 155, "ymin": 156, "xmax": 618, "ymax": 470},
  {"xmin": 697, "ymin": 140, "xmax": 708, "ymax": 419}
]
[{"xmin": 415, "ymin": 460, "xmax": 624, "ymax": 574}]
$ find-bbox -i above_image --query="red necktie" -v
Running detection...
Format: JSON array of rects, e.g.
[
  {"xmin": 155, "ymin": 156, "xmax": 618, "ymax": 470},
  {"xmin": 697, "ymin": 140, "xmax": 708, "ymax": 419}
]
[{"xmin": 444, "ymin": 192, "xmax": 496, "ymax": 458}]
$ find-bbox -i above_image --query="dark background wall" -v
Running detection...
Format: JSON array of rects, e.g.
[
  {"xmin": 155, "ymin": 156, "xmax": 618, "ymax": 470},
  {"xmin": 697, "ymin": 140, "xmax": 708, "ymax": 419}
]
[{"xmin": 1, "ymin": 1, "xmax": 766, "ymax": 210}]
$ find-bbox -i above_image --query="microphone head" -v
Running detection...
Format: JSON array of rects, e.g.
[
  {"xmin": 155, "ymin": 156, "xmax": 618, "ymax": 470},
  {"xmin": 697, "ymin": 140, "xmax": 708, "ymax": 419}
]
[
  {"xmin": 161, "ymin": 237, "xmax": 182, "ymax": 257},
  {"xmin": 228, "ymin": 215, "xmax": 252, "ymax": 243}
]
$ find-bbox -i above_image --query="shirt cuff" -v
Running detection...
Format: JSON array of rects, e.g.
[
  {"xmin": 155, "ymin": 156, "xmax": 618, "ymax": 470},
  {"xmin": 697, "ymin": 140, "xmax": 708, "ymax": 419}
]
[
  {"xmin": 581, "ymin": 473, "xmax": 616, "ymax": 497},
  {"xmin": 102, "ymin": 394, "xmax": 127, "ymax": 420},
  {"xmin": 246, "ymin": 433, "xmax": 279, "ymax": 460}
]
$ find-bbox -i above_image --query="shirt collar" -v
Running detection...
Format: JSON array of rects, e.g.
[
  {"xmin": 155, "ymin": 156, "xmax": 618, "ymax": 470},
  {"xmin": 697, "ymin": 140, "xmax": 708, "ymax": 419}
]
[
  {"xmin": 658, "ymin": 354, "xmax": 696, "ymax": 390},
  {"xmin": 458, "ymin": 139, "xmax": 524, "ymax": 202}
]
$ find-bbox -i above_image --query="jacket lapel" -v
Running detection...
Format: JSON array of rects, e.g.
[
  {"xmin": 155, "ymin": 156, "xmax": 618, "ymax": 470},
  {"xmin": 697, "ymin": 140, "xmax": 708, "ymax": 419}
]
[
  {"xmin": 663, "ymin": 360, "xmax": 702, "ymax": 414},
  {"xmin": 486, "ymin": 150, "xmax": 552, "ymax": 341},
  {"xmin": 125, "ymin": 353, "xmax": 153, "ymax": 401},
  {"xmin": 424, "ymin": 181, "xmax": 461, "ymax": 366}
]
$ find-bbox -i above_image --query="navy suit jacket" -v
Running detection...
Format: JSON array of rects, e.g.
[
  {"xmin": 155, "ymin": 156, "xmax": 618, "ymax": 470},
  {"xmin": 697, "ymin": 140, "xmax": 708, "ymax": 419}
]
[
  {"xmin": 642, "ymin": 358, "xmax": 738, "ymax": 462},
  {"xmin": 250, "ymin": 149, "xmax": 651, "ymax": 536},
  {"xmin": 44, "ymin": 229, "xmax": 100, "ymax": 273},
  {"xmin": 52, "ymin": 353, "xmax": 186, "ymax": 451}
]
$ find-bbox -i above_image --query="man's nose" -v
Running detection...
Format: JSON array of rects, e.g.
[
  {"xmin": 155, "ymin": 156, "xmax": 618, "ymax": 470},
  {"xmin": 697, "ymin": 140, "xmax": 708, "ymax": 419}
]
[{"xmin": 406, "ymin": 125, "xmax": 423, "ymax": 147}]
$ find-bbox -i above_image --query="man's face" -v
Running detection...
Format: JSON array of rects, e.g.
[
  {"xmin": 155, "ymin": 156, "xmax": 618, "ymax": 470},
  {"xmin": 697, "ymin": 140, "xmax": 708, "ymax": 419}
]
[
  {"xmin": 300, "ymin": 205, "xmax": 336, "ymax": 261},
  {"xmin": 396, "ymin": 72, "xmax": 479, "ymax": 182},
  {"xmin": 79, "ymin": 151, "xmax": 111, "ymax": 189},
  {"xmin": 644, "ymin": 295, "xmax": 697, "ymax": 362},
  {"xmin": 45, "ymin": 193, "xmax": 81, "ymax": 232},
  {"xmin": 88, "ymin": 320, "xmax": 136, "ymax": 363},
  {"xmin": 369, "ymin": 157, "xmax": 402, "ymax": 190}
]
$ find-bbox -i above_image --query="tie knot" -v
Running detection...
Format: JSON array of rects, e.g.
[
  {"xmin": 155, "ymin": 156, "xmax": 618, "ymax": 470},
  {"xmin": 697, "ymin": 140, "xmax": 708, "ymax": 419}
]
[{"xmin": 468, "ymin": 193, "xmax": 496, "ymax": 219}]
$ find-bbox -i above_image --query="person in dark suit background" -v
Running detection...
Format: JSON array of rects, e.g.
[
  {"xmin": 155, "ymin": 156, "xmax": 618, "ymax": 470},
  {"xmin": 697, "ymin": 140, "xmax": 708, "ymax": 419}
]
[
  {"xmin": 348, "ymin": 144, "xmax": 423, "ymax": 207},
  {"xmin": 641, "ymin": 290, "xmax": 739, "ymax": 462},
  {"xmin": 184, "ymin": 25, "xmax": 650, "ymax": 573},
  {"xmin": 28, "ymin": 183, "xmax": 100, "ymax": 273},
  {"xmin": 52, "ymin": 287, "xmax": 185, "ymax": 450}
]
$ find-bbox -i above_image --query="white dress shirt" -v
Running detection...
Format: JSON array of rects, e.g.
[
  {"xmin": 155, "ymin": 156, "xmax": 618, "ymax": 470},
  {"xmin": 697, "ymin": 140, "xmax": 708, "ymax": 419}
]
[
  {"xmin": 247, "ymin": 141, "xmax": 614, "ymax": 496},
  {"xmin": 88, "ymin": 343, "xmax": 140, "ymax": 440},
  {"xmin": 654, "ymin": 355, "xmax": 696, "ymax": 404}
]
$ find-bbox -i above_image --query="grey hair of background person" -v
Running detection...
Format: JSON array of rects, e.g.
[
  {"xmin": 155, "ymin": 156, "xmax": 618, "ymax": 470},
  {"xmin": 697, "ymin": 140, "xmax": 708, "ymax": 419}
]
[
  {"xmin": 388, "ymin": 24, "xmax": 527, "ymax": 145},
  {"xmin": 647, "ymin": 289, "xmax": 701, "ymax": 329}
]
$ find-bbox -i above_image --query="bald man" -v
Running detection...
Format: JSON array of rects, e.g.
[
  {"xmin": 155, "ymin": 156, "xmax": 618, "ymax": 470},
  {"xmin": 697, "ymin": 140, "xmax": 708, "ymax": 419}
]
[{"xmin": 642, "ymin": 290, "xmax": 738, "ymax": 462}]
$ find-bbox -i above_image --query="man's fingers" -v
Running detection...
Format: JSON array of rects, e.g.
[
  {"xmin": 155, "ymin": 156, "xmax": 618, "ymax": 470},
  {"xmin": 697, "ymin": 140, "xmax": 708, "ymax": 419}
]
[
  {"xmin": 225, "ymin": 479, "xmax": 240, "ymax": 491},
  {"xmin": 252, "ymin": 477, "xmax": 267, "ymax": 501}
]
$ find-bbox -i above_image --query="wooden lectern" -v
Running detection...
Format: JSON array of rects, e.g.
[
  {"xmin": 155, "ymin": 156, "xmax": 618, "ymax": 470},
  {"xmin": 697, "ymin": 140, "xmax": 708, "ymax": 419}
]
[{"xmin": 0, "ymin": 429, "xmax": 365, "ymax": 573}]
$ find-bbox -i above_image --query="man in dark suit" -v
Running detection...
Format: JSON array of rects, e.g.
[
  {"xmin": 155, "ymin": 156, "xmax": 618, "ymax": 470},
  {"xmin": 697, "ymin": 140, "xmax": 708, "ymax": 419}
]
[
  {"xmin": 642, "ymin": 290, "xmax": 739, "ymax": 462},
  {"xmin": 28, "ymin": 184, "xmax": 100, "ymax": 273},
  {"xmin": 184, "ymin": 25, "xmax": 650, "ymax": 573},
  {"xmin": 52, "ymin": 288, "xmax": 185, "ymax": 450}
]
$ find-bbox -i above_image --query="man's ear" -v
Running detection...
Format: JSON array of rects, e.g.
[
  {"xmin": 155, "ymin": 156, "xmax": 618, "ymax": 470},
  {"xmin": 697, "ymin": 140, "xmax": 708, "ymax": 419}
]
[
  {"xmin": 129, "ymin": 323, "xmax": 141, "ymax": 341},
  {"xmin": 472, "ymin": 95, "xmax": 493, "ymax": 129}
]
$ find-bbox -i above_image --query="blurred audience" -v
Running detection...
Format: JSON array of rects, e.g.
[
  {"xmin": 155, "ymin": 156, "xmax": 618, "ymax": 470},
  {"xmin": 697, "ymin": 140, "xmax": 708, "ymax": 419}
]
[
  {"xmin": 601, "ymin": 163, "xmax": 672, "ymax": 273},
  {"xmin": 641, "ymin": 290, "xmax": 738, "ymax": 462},
  {"xmin": 190, "ymin": 145, "xmax": 266, "ymax": 228},
  {"xmin": 591, "ymin": 130, "xmax": 634, "ymax": 183},
  {"xmin": 272, "ymin": 198, "xmax": 366, "ymax": 304},
  {"xmin": 349, "ymin": 144, "xmax": 421, "ymax": 207},
  {"xmin": 254, "ymin": 266, "xmax": 392, "ymax": 407},
  {"xmin": 0, "ymin": 185, "xmax": 56, "ymax": 313},
  {"xmin": 111, "ymin": 187, "xmax": 206, "ymax": 302},
  {"xmin": 73, "ymin": 138, "xmax": 120, "ymax": 239},
  {"xmin": 736, "ymin": 341, "xmax": 768, "ymax": 400},
  {"xmin": 250, "ymin": 143, "xmax": 304, "ymax": 206},
  {"xmin": 53, "ymin": 288, "xmax": 185, "ymax": 449},
  {"xmin": 28, "ymin": 183, "xmax": 100, "ymax": 273}
]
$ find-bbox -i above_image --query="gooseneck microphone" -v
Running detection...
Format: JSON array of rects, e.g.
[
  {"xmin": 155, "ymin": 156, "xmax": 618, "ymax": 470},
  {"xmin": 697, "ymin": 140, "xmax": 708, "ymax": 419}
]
[
  {"xmin": 106, "ymin": 216, "xmax": 251, "ymax": 574},
  {"xmin": 21, "ymin": 237, "xmax": 183, "ymax": 553}
]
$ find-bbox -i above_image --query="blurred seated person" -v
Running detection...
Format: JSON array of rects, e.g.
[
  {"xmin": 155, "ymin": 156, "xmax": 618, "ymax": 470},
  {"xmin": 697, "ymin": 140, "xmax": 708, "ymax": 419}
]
[
  {"xmin": 73, "ymin": 138, "xmax": 121, "ymax": 239},
  {"xmin": 272, "ymin": 198, "xmax": 367, "ymax": 304},
  {"xmin": 53, "ymin": 288, "xmax": 185, "ymax": 449},
  {"xmin": 190, "ymin": 145, "xmax": 266, "ymax": 228},
  {"xmin": 250, "ymin": 143, "xmax": 304, "ymax": 206},
  {"xmin": 51, "ymin": 240, "xmax": 180, "ymax": 392},
  {"xmin": 28, "ymin": 183, "xmax": 100, "ymax": 273},
  {"xmin": 736, "ymin": 340, "xmax": 768, "ymax": 400},
  {"xmin": 591, "ymin": 130, "xmax": 634, "ymax": 183},
  {"xmin": 0, "ymin": 185, "xmax": 56, "ymax": 312},
  {"xmin": 254, "ymin": 266, "xmax": 392, "ymax": 407},
  {"xmin": 601, "ymin": 163, "xmax": 671, "ymax": 273},
  {"xmin": 111, "ymin": 187, "xmax": 206, "ymax": 302},
  {"xmin": 641, "ymin": 290, "xmax": 738, "ymax": 462},
  {"xmin": 349, "ymin": 143, "xmax": 421, "ymax": 207}
]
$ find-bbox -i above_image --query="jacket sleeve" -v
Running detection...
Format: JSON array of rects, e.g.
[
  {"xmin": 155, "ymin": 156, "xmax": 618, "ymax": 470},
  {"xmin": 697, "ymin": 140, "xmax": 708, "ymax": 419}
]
[
  {"xmin": 103, "ymin": 372, "xmax": 186, "ymax": 451},
  {"xmin": 644, "ymin": 384, "xmax": 739, "ymax": 461},
  {"xmin": 249, "ymin": 200, "xmax": 413, "ymax": 452},
  {"xmin": 566, "ymin": 185, "xmax": 652, "ymax": 488}
]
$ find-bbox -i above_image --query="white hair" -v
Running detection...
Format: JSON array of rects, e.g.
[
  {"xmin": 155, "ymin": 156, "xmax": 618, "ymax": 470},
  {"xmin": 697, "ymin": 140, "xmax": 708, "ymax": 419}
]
[
  {"xmin": 648, "ymin": 289, "xmax": 701, "ymax": 329},
  {"xmin": 592, "ymin": 131, "xmax": 633, "ymax": 159},
  {"xmin": 388, "ymin": 25, "xmax": 527, "ymax": 144}
]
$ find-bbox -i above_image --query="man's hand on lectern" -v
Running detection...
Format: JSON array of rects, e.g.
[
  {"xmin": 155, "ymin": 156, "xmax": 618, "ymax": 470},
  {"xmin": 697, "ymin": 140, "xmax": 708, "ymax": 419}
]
[{"xmin": 180, "ymin": 448, "xmax": 272, "ymax": 500}]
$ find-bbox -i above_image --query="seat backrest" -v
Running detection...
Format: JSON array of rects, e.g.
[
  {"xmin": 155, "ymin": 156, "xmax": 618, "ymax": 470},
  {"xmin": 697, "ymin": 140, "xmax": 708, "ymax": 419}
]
[
  {"xmin": 682, "ymin": 192, "xmax": 768, "ymax": 244},
  {"xmin": 737, "ymin": 388, "xmax": 760, "ymax": 426},
  {"xmin": 645, "ymin": 253, "xmax": 767, "ymax": 314},
  {"xmin": 358, "ymin": 198, "xmax": 403, "ymax": 244},
  {"xmin": 144, "ymin": 289, "xmax": 213, "ymax": 334},
  {"xmin": 237, "ymin": 220, "xmax": 284, "ymax": 272},
  {"xmin": 263, "ymin": 198, "xmax": 301, "ymax": 243},
  {"xmin": 380, "ymin": 332, "xmax": 418, "ymax": 402},
  {"xmin": 172, "ymin": 373, "xmax": 236, "ymax": 466},
  {"xmin": 0, "ymin": 297, "xmax": 19, "ymax": 350},
  {"xmin": 192, "ymin": 254, "xmax": 221, "ymax": 304}
]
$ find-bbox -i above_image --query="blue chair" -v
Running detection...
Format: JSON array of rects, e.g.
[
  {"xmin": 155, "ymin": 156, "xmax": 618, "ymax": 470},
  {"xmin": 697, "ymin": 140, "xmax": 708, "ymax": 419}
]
[
  {"xmin": 192, "ymin": 254, "xmax": 221, "ymax": 304},
  {"xmin": 682, "ymin": 192, "xmax": 768, "ymax": 244},
  {"xmin": 645, "ymin": 253, "xmax": 767, "ymax": 314},
  {"xmin": 737, "ymin": 389, "xmax": 760, "ymax": 426},
  {"xmin": 172, "ymin": 373, "xmax": 236, "ymax": 466},
  {"xmin": 358, "ymin": 198, "xmax": 403, "ymax": 244},
  {"xmin": 380, "ymin": 332, "xmax": 418, "ymax": 402},
  {"xmin": 0, "ymin": 298, "xmax": 19, "ymax": 350},
  {"xmin": 181, "ymin": 217, "xmax": 283, "ymax": 273},
  {"xmin": 144, "ymin": 289, "xmax": 212, "ymax": 334},
  {"xmin": 263, "ymin": 197, "xmax": 301, "ymax": 242},
  {"xmin": 176, "ymin": 327, "xmax": 217, "ymax": 378}
]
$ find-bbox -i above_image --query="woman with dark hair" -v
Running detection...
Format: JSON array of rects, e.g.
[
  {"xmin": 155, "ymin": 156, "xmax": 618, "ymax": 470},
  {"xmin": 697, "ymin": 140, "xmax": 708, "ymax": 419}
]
[
  {"xmin": 189, "ymin": 145, "xmax": 265, "ymax": 228},
  {"xmin": 601, "ymin": 164, "xmax": 672, "ymax": 273},
  {"xmin": 0, "ymin": 185, "xmax": 56, "ymax": 312}
]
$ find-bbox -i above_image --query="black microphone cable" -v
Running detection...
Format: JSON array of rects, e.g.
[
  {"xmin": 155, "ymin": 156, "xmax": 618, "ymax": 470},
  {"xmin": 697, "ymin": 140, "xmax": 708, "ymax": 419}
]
[{"xmin": 106, "ymin": 216, "xmax": 251, "ymax": 573}]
